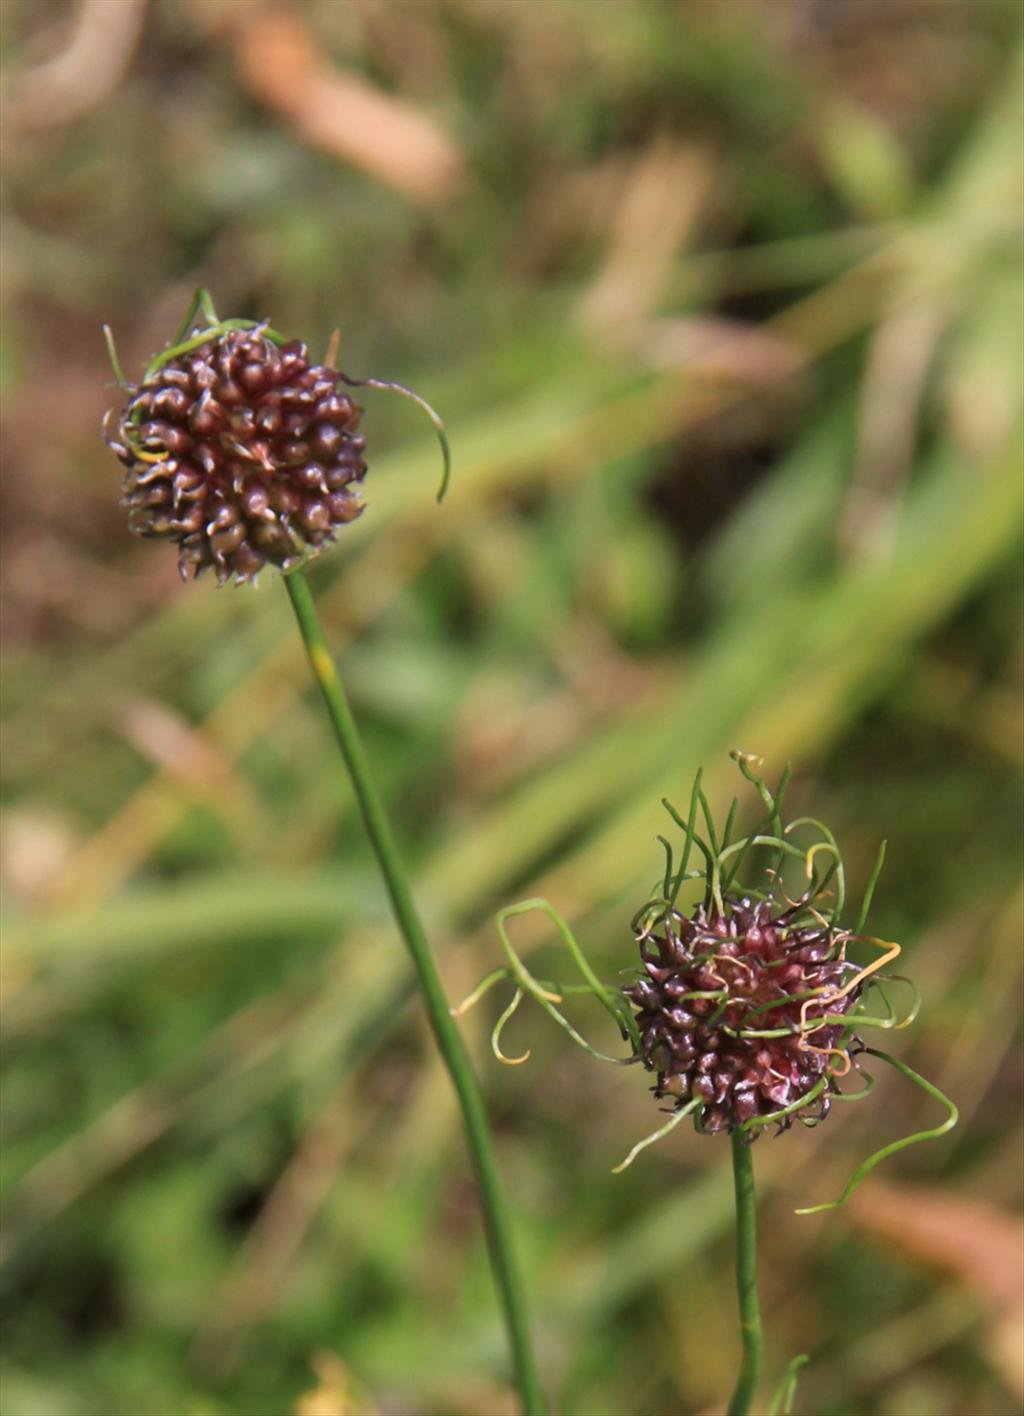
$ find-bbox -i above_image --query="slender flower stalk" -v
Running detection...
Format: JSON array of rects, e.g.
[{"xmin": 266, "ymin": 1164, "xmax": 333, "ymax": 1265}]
[
  {"xmin": 727, "ymin": 1131, "xmax": 762, "ymax": 1416},
  {"xmin": 105, "ymin": 294, "xmax": 545, "ymax": 1416},
  {"xmin": 283, "ymin": 568, "xmax": 546, "ymax": 1416}
]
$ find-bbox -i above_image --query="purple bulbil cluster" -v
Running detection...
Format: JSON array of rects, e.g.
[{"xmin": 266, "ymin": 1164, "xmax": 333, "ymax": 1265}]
[
  {"xmin": 108, "ymin": 326, "xmax": 367, "ymax": 583},
  {"xmin": 624, "ymin": 898, "xmax": 859, "ymax": 1133}
]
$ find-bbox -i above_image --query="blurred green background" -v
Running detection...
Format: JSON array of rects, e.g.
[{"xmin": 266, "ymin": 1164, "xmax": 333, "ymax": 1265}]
[{"xmin": 2, "ymin": 2, "xmax": 1022, "ymax": 1414}]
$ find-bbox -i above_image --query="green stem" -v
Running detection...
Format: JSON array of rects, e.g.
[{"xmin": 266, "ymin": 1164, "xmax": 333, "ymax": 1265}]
[
  {"xmin": 282, "ymin": 567, "xmax": 546, "ymax": 1416},
  {"xmin": 727, "ymin": 1131, "xmax": 763, "ymax": 1416}
]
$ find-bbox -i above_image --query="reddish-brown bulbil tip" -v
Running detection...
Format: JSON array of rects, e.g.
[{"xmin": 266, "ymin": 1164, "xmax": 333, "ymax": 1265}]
[
  {"xmin": 108, "ymin": 326, "xmax": 367, "ymax": 584},
  {"xmin": 625, "ymin": 898, "xmax": 858, "ymax": 1134}
]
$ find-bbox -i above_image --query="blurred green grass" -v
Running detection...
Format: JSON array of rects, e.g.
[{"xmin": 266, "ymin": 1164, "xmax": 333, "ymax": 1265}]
[{"xmin": 1, "ymin": 3, "xmax": 1022, "ymax": 1414}]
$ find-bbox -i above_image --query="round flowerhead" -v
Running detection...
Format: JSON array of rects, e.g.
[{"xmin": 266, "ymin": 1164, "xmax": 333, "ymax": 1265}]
[
  {"xmin": 625, "ymin": 896, "xmax": 859, "ymax": 1134},
  {"xmin": 621, "ymin": 758, "xmax": 891, "ymax": 1142},
  {"xmin": 107, "ymin": 314, "xmax": 367, "ymax": 584},
  {"xmin": 477, "ymin": 753, "xmax": 955, "ymax": 1202}
]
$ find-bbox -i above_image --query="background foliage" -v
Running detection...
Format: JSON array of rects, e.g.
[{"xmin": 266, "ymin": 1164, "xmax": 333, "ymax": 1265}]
[{"xmin": 2, "ymin": 2, "xmax": 1022, "ymax": 1413}]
